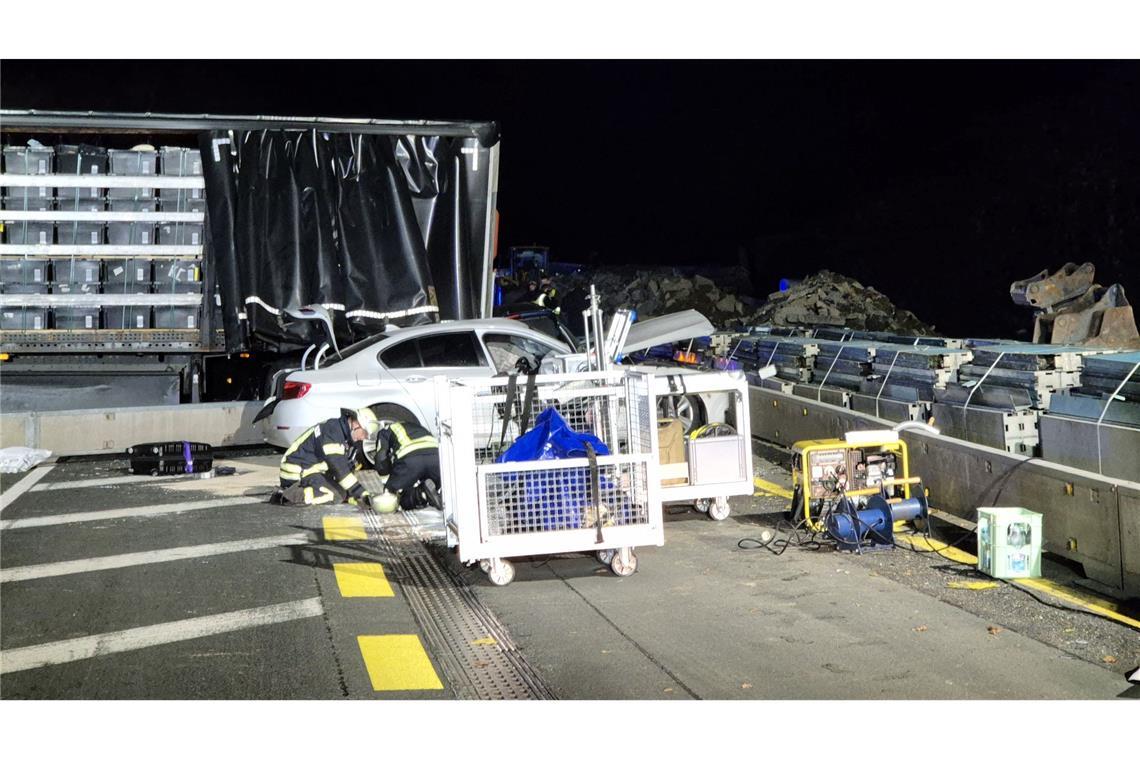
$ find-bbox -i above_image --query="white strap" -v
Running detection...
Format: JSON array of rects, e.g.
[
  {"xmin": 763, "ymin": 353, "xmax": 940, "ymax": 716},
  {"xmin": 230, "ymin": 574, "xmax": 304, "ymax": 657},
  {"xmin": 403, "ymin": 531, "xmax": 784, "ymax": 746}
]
[
  {"xmin": 874, "ymin": 350, "xmax": 901, "ymax": 418},
  {"xmin": 1095, "ymin": 360, "xmax": 1139, "ymax": 476},
  {"xmin": 817, "ymin": 345, "xmax": 844, "ymax": 402},
  {"xmin": 963, "ymin": 351, "xmax": 1006, "ymax": 413}
]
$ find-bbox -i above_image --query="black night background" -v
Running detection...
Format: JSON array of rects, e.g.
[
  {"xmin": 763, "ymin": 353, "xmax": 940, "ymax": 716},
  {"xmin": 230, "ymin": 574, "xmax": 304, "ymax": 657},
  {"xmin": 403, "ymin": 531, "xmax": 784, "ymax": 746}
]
[{"xmin": 5, "ymin": 60, "xmax": 1136, "ymax": 339}]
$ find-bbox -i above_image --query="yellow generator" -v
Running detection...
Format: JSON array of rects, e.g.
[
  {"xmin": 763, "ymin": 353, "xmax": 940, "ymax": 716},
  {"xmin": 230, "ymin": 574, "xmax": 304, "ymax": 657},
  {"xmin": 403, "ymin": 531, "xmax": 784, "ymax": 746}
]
[{"xmin": 789, "ymin": 431, "xmax": 922, "ymax": 537}]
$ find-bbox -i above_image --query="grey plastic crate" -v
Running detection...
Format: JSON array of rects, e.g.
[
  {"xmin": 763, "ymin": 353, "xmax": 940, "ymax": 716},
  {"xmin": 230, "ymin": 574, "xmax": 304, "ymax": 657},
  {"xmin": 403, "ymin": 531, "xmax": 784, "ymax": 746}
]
[
  {"xmin": 52, "ymin": 258, "xmax": 102, "ymax": 285},
  {"xmin": 104, "ymin": 306, "xmax": 152, "ymax": 330},
  {"xmin": 2, "ymin": 186, "xmax": 52, "ymax": 209},
  {"xmin": 108, "ymin": 149, "xmax": 158, "ymax": 200},
  {"xmin": 107, "ymin": 198, "xmax": 156, "ymax": 245},
  {"xmin": 56, "ymin": 222, "xmax": 104, "ymax": 245},
  {"xmin": 103, "ymin": 258, "xmax": 152, "ymax": 293},
  {"xmin": 153, "ymin": 259, "xmax": 203, "ymax": 293},
  {"xmin": 4, "ymin": 223, "xmax": 53, "ymax": 245},
  {"xmin": 53, "ymin": 306, "xmax": 101, "ymax": 330},
  {"xmin": 158, "ymin": 221, "xmax": 205, "ymax": 246},
  {"xmin": 0, "ymin": 283, "xmax": 50, "ymax": 295},
  {"xmin": 55, "ymin": 195, "xmax": 103, "ymax": 212},
  {"xmin": 1, "ymin": 307, "xmax": 49, "ymax": 330},
  {"xmin": 157, "ymin": 193, "xmax": 206, "ymax": 211},
  {"xmin": 51, "ymin": 282, "xmax": 99, "ymax": 295},
  {"xmin": 3, "ymin": 146, "xmax": 54, "ymax": 174},
  {"xmin": 56, "ymin": 145, "xmax": 108, "ymax": 202},
  {"xmin": 159, "ymin": 147, "xmax": 203, "ymax": 176},
  {"xmin": 154, "ymin": 306, "xmax": 200, "ymax": 329},
  {"xmin": 0, "ymin": 258, "xmax": 50, "ymax": 287}
]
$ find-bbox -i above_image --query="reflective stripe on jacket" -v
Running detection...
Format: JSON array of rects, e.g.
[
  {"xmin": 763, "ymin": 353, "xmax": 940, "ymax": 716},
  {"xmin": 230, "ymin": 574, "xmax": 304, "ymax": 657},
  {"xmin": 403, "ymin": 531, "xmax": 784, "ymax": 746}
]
[{"xmin": 389, "ymin": 421, "xmax": 438, "ymax": 459}]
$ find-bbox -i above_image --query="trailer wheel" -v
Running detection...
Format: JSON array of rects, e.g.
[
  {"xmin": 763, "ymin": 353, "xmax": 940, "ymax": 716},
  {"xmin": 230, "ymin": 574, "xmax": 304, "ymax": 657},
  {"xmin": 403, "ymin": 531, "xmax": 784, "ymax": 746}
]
[
  {"xmin": 610, "ymin": 548, "xmax": 637, "ymax": 577},
  {"xmin": 487, "ymin": 559, "xmax": 515, "ymax": 586},
  {"xmin": 708, "ymin": 497, "xmax": 731, "ymax": 521}
]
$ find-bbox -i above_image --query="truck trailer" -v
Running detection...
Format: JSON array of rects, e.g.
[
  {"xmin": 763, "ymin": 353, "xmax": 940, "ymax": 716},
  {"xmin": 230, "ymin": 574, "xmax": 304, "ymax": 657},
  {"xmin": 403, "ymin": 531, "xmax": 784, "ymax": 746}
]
[{"xmin": 0, "ymin": 110, "xmax": 501, "ymax": 412}]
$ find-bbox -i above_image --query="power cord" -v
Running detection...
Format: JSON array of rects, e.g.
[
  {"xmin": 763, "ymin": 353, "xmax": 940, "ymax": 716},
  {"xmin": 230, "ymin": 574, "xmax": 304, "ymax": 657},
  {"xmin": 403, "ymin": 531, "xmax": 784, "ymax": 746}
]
[{"xmin": 738, "ymin": 517, "xmax": 825, "ymax": 556}]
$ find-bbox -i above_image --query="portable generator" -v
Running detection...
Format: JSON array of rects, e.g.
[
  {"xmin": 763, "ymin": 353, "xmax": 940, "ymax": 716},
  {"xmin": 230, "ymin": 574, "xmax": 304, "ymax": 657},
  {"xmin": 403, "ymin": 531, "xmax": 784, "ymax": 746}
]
[{"xmin": 789, "ymin": 431, "xmax": 928, "ymax": 551}]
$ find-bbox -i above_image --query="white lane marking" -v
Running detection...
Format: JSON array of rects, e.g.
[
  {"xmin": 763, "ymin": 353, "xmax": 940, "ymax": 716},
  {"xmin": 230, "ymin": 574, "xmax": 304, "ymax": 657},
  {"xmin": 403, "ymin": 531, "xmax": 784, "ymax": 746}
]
[
  {"xmin": 0, "ymin": 463, "xmax": 57, "ymax": 514},
  {"xmin": 0, "ymin": 597, "xmax": 324, "ymax": 674},
  {"xmin": 30, "ymin": 473, "xmax": 197, "ymax": 491},
  {"xmin": 0, "ymin": 533, "xmax": 311, "ymax": 584},
  {"xmin": 0, "ymin": 496, "xmax": 261, "ymax": 531}
]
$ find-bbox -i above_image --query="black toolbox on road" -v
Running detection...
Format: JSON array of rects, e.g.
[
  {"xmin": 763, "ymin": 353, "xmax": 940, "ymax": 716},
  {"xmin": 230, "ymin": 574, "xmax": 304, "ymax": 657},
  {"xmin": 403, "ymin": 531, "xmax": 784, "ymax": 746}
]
[{"xmin": 126, "ymin": 441, "xmax": 214, "ymax": 476}]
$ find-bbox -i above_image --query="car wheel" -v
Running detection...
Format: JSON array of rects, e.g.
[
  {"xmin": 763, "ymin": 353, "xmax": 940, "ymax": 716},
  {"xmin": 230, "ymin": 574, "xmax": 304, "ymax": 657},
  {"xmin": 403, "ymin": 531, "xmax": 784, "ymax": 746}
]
[
  {"xmin": 368, "ymin": 403, "xmax": 419, "ymax": 427},
  {"xmin": 660, "ymin": 394, "xmax": 705, "ymax": 435}
]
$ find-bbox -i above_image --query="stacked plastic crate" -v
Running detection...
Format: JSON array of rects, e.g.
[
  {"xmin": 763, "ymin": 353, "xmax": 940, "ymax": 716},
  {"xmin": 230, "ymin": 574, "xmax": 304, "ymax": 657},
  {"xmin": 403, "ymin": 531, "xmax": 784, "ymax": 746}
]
[
  {"xmin": 155, "ymin": 147, "xmax": 204, "ymax": 329},
  {"xmin": 1, "ymin": 145, "xmax": 54, "ymax": 329}
]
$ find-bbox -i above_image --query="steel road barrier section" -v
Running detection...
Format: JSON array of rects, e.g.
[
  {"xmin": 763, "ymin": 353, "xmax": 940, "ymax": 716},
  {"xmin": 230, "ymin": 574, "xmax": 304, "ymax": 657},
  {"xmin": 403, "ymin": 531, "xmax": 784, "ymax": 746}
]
[{"xmin": 436, "ymin": 370, "xmax": 664, "ymax": 585}]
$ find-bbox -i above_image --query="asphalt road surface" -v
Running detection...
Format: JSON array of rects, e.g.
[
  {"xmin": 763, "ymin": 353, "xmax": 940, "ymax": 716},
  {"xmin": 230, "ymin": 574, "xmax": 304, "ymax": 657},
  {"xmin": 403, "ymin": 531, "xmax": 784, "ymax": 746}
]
[{"xmin": 1, "ymin": 451, "xmax": 1134, "ymax": 699}]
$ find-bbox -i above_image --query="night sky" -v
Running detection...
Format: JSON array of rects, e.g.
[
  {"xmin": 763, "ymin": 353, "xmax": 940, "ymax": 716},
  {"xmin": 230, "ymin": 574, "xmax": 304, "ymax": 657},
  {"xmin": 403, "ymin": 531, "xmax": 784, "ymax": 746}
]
[{"xmin": 3, "ymin": 60, "xmax": 1138, "ymax": 338}]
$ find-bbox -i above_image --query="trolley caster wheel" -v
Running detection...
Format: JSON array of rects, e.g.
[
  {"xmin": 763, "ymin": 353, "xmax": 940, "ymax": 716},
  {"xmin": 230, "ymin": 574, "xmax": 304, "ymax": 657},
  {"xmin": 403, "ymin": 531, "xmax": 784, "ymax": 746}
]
[
  {"xmin": 708, "ymin": 497, "xmax": 731, "ymax": 521},
  {"xmin": 478, "ymin": 559, "xmax": 492, "ymax": 573},
  {"xmin": 487, "ymin": 559, "xmax": 515, "ymax": 586},
  {"xmin": 596, "ymin": 549, "xmax": 616, "ymax": 565},
  {"xmin": 694, "ymin": 499, "xmax": 710, "ymax": 514},
  {"xmin": 610, "ymin": 548, "xmax": 638, "ymax": 577}
]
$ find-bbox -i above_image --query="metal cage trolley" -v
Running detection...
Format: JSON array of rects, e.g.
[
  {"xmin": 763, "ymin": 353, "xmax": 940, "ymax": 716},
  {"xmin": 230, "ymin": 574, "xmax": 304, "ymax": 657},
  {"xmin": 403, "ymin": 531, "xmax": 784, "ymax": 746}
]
[
  {"xmin": 435, "ymin": 370, "xmax": 664, "ymax": 585},
  {"xmin": 654, "ymin": 370, "xmax": 754, "ymax": 520}
]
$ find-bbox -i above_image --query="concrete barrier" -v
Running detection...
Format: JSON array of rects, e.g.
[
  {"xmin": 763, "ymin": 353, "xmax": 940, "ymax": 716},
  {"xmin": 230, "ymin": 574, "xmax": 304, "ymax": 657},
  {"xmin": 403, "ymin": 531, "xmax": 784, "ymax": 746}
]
[
  {"xmin": 0, "ymin": 401, "xmax": 266, "ymax": 455},
  {"xmin": 749, "ymin": 385, "xmax": 1140, "ymax": 596}
]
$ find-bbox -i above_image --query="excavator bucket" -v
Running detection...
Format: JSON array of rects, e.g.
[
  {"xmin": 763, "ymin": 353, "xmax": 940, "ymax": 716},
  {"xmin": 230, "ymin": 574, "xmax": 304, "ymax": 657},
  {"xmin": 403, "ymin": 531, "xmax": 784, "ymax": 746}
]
[{"xmin": 1010, "ymin": 262, "xmax": 1096, "ymax": 309}]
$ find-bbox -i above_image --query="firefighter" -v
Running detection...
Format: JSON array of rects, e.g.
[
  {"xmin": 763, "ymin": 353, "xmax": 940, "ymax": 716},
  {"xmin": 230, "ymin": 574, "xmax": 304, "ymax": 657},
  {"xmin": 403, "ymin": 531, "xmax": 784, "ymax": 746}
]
[
  {"xmin": 273, "ymin": 408, "xmax": 380, "ymax": 507},
  {"xmin": 372, "ymin": 420, "xmax": 442, "ymax": 511}
]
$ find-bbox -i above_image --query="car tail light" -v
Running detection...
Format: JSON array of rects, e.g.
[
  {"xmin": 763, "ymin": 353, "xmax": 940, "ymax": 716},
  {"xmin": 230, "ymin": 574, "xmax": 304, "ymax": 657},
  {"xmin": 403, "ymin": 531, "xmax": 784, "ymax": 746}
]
[{"xmin": 281, "ymin": 381, "xmax": 311, "ymax": 400}]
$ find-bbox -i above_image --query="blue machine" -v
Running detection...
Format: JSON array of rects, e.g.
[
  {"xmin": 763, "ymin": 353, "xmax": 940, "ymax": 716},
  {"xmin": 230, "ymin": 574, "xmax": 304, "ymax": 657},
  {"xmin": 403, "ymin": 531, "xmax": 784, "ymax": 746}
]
[{"xmin": 827, "ymin": 493, "xmax": 929, "ymax": 553}]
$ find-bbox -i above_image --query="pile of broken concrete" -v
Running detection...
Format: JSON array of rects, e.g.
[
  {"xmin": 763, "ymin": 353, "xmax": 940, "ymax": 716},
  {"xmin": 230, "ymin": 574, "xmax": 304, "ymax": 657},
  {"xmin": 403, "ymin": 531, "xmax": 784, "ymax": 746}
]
[
  {"xmin": 751, "ymin": 270, "xmax": 935, "ymax": 334},
  {"xmin": 551, "ymin": 267, "xmax": 934, "ymax": 334}
]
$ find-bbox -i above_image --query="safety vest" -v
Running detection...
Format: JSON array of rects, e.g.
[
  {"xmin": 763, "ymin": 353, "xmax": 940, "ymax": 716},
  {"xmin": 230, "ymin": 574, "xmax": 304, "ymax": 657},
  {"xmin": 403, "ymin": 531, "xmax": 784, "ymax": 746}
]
[
  {"xmin": 279, "ymin": 418, "xmax": 367, "ymax": 500},
  {"xmin": 389, "ymin": 421, "xmax": 438, "ymax": 459}
]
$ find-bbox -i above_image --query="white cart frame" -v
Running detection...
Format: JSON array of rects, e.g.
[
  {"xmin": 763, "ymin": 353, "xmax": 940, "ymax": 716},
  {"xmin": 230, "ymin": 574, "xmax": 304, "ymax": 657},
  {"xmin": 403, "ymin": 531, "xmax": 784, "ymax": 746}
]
[
  {"xmin": 653, "ymin": 370, "xmax": 754, "ymax": 521},
  {"xmin": 436, "ymin": 370, "xmax": 664, "ymax": 585}
]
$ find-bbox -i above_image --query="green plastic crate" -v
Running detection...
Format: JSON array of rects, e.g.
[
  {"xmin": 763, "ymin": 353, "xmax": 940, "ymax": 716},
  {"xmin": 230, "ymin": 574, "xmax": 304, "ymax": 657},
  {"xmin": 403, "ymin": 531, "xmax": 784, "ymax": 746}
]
[{"xmin": 977, "ymin": 507, "xmax": 1042, "ymax": 579}]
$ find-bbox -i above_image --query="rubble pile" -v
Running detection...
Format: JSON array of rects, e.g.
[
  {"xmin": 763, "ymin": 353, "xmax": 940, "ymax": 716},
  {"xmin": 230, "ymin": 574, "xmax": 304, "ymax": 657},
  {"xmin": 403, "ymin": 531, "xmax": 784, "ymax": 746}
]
[
  {"xmin": 752, "ymin": 270, "xmax": 936, "ymax": 334},
  {"xmin": 552, "ymin": 266, "xmax": 760, "ymax": 325},
  {"xmin": 551, "ymin": 267, "xmax": 935, "ymax": 335}
]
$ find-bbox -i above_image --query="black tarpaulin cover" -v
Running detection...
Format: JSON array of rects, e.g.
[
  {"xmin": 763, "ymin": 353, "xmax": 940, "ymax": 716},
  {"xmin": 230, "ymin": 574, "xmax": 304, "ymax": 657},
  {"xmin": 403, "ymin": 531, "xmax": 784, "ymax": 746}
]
[{"xmin": 200, "ymin": 129, "xmax": 491, "ymax": 353}]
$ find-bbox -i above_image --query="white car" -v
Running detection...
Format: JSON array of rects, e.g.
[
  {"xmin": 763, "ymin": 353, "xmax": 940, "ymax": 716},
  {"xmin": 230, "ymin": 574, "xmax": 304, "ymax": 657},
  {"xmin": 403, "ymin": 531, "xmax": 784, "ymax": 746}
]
[
  {"xmin": 262, "ymin": 318, "xmax": 571, "ymax": 448},
  {"xmin": 261, "ymin": 310, "xmax": 754, "ymax": 448}
]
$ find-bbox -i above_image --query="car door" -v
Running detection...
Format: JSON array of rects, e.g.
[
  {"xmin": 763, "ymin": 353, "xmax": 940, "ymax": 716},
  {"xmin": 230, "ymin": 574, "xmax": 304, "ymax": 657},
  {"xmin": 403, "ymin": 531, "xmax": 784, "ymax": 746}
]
[{"xmin": 377, "ymin": 330, "xmax": 491, "ymax": 426}]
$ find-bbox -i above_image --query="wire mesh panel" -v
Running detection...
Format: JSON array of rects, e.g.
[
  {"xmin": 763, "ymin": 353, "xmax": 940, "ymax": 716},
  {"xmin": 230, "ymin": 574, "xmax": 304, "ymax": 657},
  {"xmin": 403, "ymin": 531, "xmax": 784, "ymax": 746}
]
[
  {"xmin": 481, "ymin": 459, "xmax": 651, "ymax": 536},
  {"xmin": 437, "ymin": 370, "xmax": 663, "ymax": 565}
]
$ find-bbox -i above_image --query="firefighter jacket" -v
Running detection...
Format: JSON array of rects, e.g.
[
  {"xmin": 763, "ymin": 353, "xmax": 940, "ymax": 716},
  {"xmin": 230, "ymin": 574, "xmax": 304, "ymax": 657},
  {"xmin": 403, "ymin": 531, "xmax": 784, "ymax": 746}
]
[
  {"xmin": 375, "ymin": 421, "xmax": 438, "ymax": 474},
  {"xmin": 279, "ymin": 417, "xmax": 369, "ymax": 501}
]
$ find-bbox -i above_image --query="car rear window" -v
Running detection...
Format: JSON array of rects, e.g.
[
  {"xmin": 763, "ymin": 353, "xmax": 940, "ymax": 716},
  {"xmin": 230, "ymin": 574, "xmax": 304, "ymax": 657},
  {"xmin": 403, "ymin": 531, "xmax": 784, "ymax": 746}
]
[{"xmin": 379, "ymin": 339, "xmax": 421, "ymax": 368}]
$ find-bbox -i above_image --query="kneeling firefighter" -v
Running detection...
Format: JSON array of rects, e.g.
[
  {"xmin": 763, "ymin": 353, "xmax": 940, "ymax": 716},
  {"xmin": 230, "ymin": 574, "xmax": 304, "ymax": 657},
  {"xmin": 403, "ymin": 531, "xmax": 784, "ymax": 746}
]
[
  {"xmin": 275, "ymin": 408, "xmax": 381, "ymax": 507},
  {"xmin": 371, "ymin": 420, "xmax": 442, "ymax": 513}
]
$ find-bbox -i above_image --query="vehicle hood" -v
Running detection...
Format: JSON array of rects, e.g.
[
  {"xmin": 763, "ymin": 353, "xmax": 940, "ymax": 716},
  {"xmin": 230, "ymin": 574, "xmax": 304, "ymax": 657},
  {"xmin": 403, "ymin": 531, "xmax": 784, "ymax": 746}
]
[{"xmin": 618, "ymin": 310, "xmax": 715, "ymax": 358}]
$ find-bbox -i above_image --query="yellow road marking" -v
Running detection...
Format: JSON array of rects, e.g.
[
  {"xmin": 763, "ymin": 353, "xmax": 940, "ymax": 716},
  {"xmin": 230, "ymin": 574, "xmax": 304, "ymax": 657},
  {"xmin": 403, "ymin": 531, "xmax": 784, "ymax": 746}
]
[
  {"xmin": 896, "ymin": 533, "xmax": 1140, "ymax": 631},
  {"xmin": 322, "ymin": 516, "xmax": 366, "ymax": 541},
  {"xmin": 895, "ymin": 533, "xmax": 977, "ymax": 565},
  {"xmin": 753, "ymin": 477, "xmax": 793, "ymax": 499},
  {"xmin": 947, "ymin": 580, "xmax": 1000, "ymax": 590},
  {"xmin": 333, "ymin": 563, "xmax": 394, "ymax": 597},
  {"xmin": 357, "ymin": 635, "xmax": 444, "ymax": 691},
  {"xmin": 471, "ymin": 636, "xmax": 498, "ymax": 646}
]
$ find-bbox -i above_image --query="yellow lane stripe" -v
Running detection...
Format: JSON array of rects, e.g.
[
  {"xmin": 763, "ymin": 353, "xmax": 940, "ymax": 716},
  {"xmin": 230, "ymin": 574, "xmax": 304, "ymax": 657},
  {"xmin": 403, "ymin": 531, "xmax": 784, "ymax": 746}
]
[
  {"xmin": 753, "ymin": 477, "xmax": 793, "ymax": 499},
  {"xmin": 895, "ymin": 533, "xmax": 1140, "ymax": 631},
  {"xmin": 322, "ymin": 516, "xmax": 366, "ymax": 541},
  {"xmin": 357, "ymin": 635, "xmax": 444, "ymax": 691},
  {"xmin": 333, "ymin": 563, "xmax": 394, "ymax": 597},
  {"xmin": 894, "ymin": 533, "xmax": 977, "ymax": 565}
]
